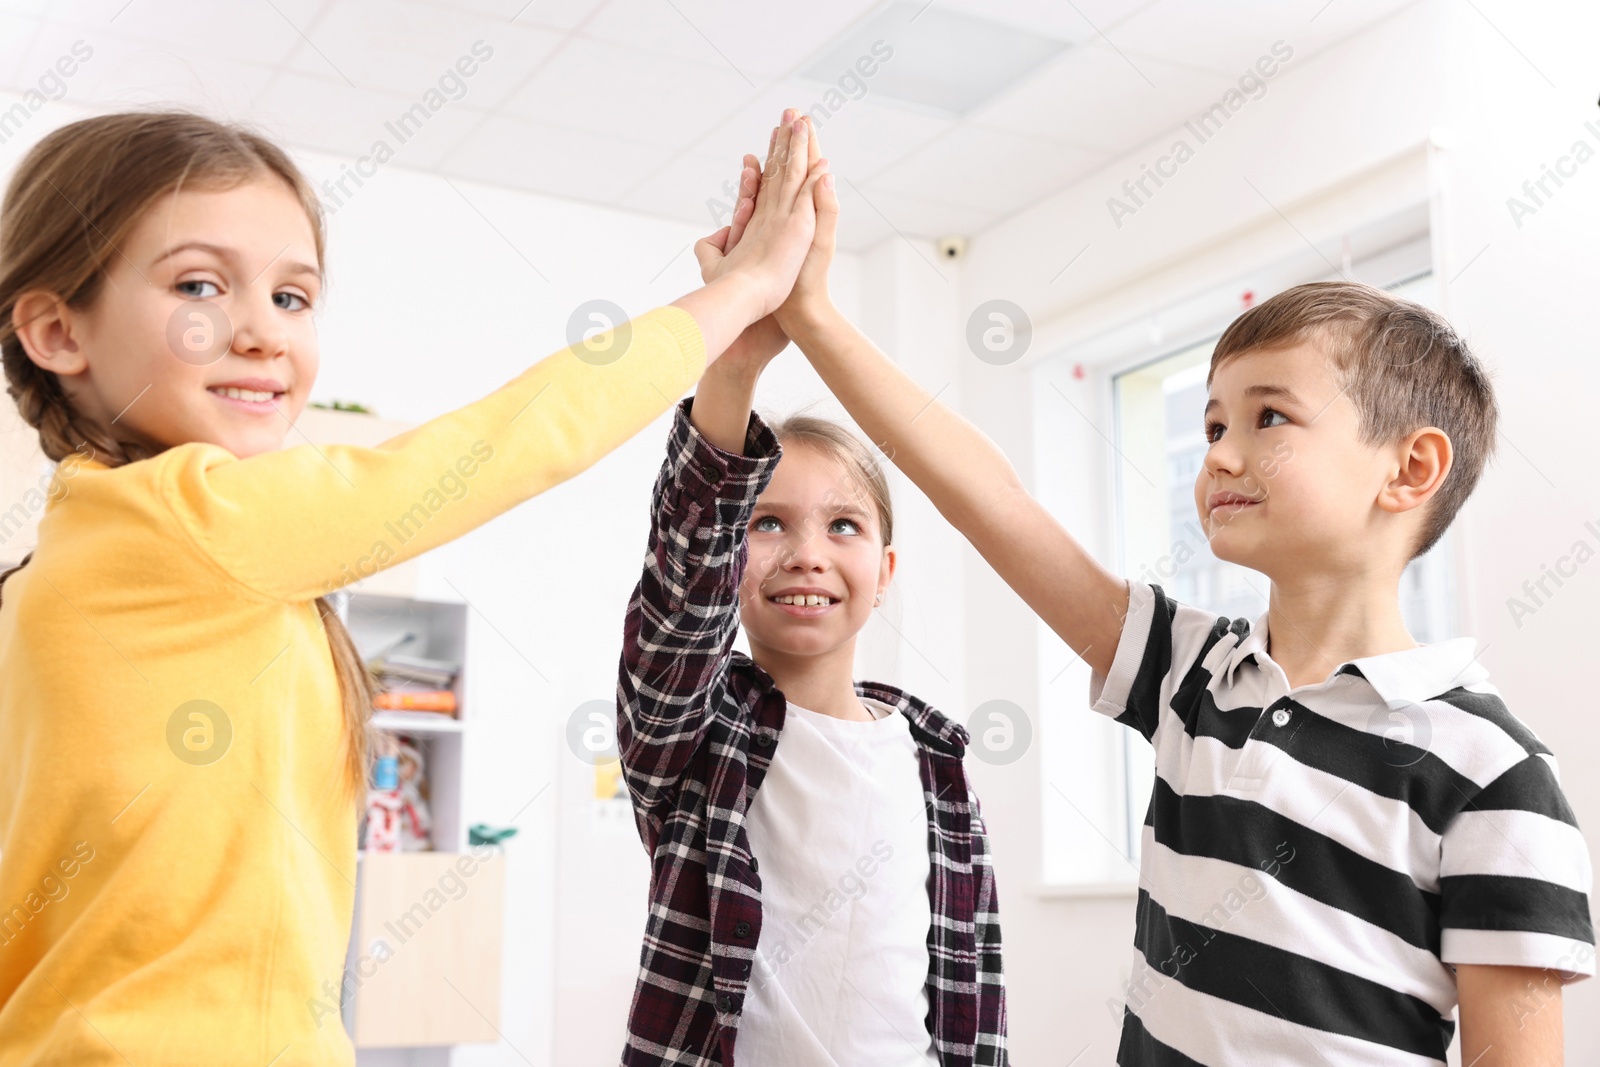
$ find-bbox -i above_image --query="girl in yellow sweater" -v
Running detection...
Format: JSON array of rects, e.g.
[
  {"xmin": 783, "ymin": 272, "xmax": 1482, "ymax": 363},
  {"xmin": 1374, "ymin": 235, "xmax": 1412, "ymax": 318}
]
[{"xmin": 0, "ymin": 108, "xmax": 827, "ymax": 1065}]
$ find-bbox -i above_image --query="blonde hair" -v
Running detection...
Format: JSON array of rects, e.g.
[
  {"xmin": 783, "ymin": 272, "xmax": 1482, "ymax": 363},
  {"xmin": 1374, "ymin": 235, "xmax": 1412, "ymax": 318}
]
[
  {"xmin": 764, "ymin": 413, "xmax": 894, "ymax": 546},
  {"xmin": 0, "ymin": 109, "xmax": 375, "ymax": 801},
  {"xmin": 1210, "ymin": 280, "xmax": 1497, "ymax": 558}
]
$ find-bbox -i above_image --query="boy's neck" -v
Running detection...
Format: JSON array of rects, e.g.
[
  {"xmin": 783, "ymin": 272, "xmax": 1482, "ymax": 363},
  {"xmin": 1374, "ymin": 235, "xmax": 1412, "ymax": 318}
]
[
  {"xmin": 749, "ymin": 637, "xmax": 873, "ymax": 722},
  {"xmin": 1265, "ymin": 567, "xmax": 1417, "ymax": 691}
]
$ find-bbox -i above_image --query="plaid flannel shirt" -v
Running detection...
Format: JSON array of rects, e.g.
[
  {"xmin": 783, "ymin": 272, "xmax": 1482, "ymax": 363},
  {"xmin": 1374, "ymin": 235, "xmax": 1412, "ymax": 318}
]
[{"xmin": 615, "ymin": 398, "xmax": 1009, "ymax": 1066}]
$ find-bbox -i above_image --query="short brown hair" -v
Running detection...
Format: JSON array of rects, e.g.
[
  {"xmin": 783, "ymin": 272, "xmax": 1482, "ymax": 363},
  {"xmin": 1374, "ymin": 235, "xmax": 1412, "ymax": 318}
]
[{"xmin": 1209, "ymin": 280, "xmax": 1497, "ymax": 558}]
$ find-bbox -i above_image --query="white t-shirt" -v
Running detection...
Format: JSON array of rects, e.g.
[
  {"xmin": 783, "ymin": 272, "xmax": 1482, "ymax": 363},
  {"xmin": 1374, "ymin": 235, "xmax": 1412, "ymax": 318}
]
[{"xmin": 734, "ymin": 697, "xmax": 939, "ymax": 1066}]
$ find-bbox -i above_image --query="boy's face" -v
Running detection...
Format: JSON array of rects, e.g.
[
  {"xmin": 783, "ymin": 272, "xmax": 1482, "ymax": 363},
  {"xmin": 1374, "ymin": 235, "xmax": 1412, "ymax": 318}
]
[
  {"xmin": 739, "ymin": 442, "xmax": 894, "ymax": 662},
  {"xmin": 1197, "ymin": 341, "xmax": 1399, "ymax": 578}
]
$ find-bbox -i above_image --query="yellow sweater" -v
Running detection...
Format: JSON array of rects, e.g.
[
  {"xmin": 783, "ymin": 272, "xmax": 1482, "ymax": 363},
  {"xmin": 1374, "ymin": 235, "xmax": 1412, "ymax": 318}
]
[{"xmin": 0, "ymin": 307, "xmax": 705, "ymax": 1065}]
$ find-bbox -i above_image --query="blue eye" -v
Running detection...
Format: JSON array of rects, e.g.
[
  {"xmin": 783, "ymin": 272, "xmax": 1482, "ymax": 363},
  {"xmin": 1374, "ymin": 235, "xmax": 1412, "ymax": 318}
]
[
  {"xmin": 177, "ymin": 279, "xmax": 220, "ymax": 299},
  {"xmin": 830, "ymin": 518, "xmax": 860, "ymax": 536},
  {"xmin": 752, "ymin": 515, "xmax": 781, "ymax": 532},
  {"xmin": 275, "ymin": 291, "xmax": 310, "ymax": 312}
]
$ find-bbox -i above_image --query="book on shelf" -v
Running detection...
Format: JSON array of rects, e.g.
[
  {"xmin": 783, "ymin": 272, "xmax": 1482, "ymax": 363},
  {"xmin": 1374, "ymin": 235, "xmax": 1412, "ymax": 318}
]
[
  {"xmin": 371, "ymin": 652, "xmax": 459, "ymax": 688},
  {"xmin": 373, "ymin": 689, "xmax": 457, "ymax": 715},
  {"xmin": 352, "ymin": 627, "xmax": 418, "ymax": 662}
]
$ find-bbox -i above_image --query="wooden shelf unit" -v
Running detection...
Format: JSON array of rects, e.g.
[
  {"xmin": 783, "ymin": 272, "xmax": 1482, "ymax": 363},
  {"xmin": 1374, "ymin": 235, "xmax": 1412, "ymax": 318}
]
[{"xmin": 303, "ymin": 408, "xmax": 505, "ymax": 1062}]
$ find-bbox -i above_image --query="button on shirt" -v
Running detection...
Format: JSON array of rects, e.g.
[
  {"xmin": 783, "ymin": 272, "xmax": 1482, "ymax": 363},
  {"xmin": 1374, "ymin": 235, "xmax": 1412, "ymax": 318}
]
[
  {"xmin": 736, "ymin": 697, "xmax": 939, "ymax": 1066},
  {"xmin": 1091, "ymin": 581, "xmax": 1595, "ymax": 1067}
]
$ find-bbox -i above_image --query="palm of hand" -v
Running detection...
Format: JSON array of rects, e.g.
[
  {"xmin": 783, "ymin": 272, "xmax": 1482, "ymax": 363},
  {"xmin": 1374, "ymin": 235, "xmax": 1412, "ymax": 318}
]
[
  {"xmin": 696, "ymin": 116, "xmax": 837, "ymax": 372},
  {"xmin": 726, "ymin": 139, "xmax": 833, "ymax": 336}
]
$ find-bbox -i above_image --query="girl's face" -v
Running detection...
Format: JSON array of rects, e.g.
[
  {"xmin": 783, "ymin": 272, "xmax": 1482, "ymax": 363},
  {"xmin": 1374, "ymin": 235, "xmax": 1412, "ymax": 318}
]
[
  {"xmin": 36, "ymin": 177, "xmax": 322, "ymax": 460},
  {"xmin": 739, "ymin": 442, "xmax": 895, "ymax": 662}
]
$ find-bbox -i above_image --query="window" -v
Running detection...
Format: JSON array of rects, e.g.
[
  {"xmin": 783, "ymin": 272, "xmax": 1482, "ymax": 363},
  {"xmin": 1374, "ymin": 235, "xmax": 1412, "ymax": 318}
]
[
  {"xmin": 1039, "ymin": 261, "xmax": 1458, "ymax": 889},
  {"xmin": 1114, "ymin": 273, "xmax": 1453, "ymax": 641}
]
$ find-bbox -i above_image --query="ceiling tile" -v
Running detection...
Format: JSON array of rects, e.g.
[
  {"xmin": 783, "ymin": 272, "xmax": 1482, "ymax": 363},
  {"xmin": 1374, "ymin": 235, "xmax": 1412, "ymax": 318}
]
[
  {"xmin": 86, "ymin": 0, "xmax": 311, "ymax": 68},
  {"xmin": 502, "ymin": 36, "xmax": 754, "ymax": 148},
  {"xmin": 938, "ymin": 0, "xmax": 1161, "ymax": 41},
  {"xmin": 688, "ymin": 86, "xmax": 954, "ymax": 187},
  {"xmin": 251, "ymin": 71, "xmax": 492, "ymax": 171},
  {"xmin": 970, "ymin": 38, "xmax": 1235, "ymax": 156},
  {"xmin": 282, "ymin": 1, "xmax": 564, "ymax": 108},
  {"xmin": 440, "ymin": 112, "xmax": 674, "ymax": 202},
  {"xmin": 804, "ymin": 97, "xmax": 955, "ymax": 182},
  {"xmin": 845, "ymin": 185, "xmax": 1000, "ymax": 240},
  {"xmin": 579, "ymin": 0, "xmax": 876, "ymax": 80},
  {"xmin": 615, "ymin": 150, "xmax": 734, "ymax": 229},
  {"xmin": 832, "ymin": 180, "xmax": 897, "ymax": 251},
  {"xmin": 869, "ymin": 124, "xmax": 1106, "ymax": 218},
  {"xmin": 1293, "ymin": 0, "xmax": 1422, "ymax": 52},
  {"xmin": 0, "ymin": 14, "xmax": 44, "ymax": 87},
  {"xmin": 18, "ymin": 26, "xmax": 278, "ymax": 120},
  {"xmin": 1107, "ymin": 0, "xmax": 1412, "ymax": 76},
  {"xmin": 434, "ymin": 0, "xmax": 606, "ymax": 32},
  {"xmin": 0, "ymin": 0, "xmax": 1427, "ymax": 256},
  {"xmin": 684, "ymin": 83, "xmax": 814, "ymax": 163}
]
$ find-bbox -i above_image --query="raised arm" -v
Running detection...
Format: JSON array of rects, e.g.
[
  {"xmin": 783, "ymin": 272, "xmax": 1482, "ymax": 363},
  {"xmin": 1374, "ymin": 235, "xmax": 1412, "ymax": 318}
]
[
  {"xmin": 614, "ymin": 139, "xmax": 797, "ymax": 834},
  {"xmin": 158, "ymin": 112, "xmax": 827, "ymax": 605},
  {"xmin": 615, "ymin": 395, "xmax": 780, "ymax": 832},
  {"xmin": 721, "ymin": 122, "xmax": 1127, "ymax": 676},
  {"xmin": 783, "ymin": 308, "xmax": 1126, "ymax": 677}
]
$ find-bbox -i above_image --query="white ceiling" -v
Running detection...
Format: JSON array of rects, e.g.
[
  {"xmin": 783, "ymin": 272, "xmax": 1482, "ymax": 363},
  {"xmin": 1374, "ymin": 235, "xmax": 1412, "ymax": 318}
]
[{"xmin": 0, "ymin": 0, "xmax": 1416, "ymax": 250}]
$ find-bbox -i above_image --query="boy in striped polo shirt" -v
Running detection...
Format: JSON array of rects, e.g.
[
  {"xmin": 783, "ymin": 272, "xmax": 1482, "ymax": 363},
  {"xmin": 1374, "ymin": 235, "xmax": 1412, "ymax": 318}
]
[
  {"xmin": 765, "ymin": 149, "xmax": 1590, "ymax": 1062},
  {"xmin": 1082, "ymin": 282, "xmax": 1594, "ymax": 1066},
  {"xmin": 789, "ymin": 267, "xmax": 1592, "ymax": 1064}
]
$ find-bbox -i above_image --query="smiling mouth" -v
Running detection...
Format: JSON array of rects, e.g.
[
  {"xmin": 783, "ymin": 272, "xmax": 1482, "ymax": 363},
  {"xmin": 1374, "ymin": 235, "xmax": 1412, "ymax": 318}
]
[
  {"xmin": 207, "ymin": 386, "xmax": 284, "ymax": 409},
  {"xmin": 767, "ymin": 593, "xmax": 839, "ymax": 615}
]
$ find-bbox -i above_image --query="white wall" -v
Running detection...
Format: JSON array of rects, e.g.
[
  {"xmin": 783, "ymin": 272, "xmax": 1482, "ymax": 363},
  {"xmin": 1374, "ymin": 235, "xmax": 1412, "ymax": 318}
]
[{"xmin": 946, "ymin": 1, "xmax": 1600, "ymax": 1063}]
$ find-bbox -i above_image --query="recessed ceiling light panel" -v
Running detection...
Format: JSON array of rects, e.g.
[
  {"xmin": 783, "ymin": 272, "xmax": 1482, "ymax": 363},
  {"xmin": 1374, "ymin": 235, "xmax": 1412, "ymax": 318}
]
[{"xmin": 799, "ymin": 1, "xmax": 1069, "ymax": 116}]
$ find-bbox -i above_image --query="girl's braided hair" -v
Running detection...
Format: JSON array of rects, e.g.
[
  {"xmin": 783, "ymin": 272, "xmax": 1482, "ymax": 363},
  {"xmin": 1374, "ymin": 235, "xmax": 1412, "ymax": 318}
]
[{"xmin": 0, "ymin": 110, "xmax": 375, "ymax": 800}]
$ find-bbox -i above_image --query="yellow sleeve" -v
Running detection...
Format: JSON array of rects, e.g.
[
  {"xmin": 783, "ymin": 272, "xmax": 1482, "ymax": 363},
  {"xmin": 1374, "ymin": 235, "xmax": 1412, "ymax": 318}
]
[{"xmin": 160, "ymin": 306, "xmax": 706, "ymax": 602}]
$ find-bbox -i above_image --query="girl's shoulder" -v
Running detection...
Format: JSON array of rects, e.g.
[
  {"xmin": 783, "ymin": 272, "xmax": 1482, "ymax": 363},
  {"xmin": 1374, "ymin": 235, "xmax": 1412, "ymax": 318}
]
[{"xmin": 852, "ymin": 679, "xmax": 968, "ymax": 756}]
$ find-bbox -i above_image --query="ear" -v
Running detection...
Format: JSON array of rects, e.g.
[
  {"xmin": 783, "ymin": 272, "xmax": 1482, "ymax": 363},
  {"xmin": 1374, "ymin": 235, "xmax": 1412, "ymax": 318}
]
[
  {"xmin": 1378, "ymin": 426, "xmax": 1452, "ymax": 516},
  {"xmin": 877, "ymin": 544, "xmax": 897, "ymax": 602},
  {"xmin": 12, "ymin": 290, "xmax": 89, "ymax": 377}
]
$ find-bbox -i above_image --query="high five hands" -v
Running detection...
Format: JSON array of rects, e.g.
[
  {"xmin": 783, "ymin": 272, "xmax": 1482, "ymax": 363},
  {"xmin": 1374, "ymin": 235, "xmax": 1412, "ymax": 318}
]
[{"xmin": 694, "ymin": 109, "xmax": 841, "ymax": 378}]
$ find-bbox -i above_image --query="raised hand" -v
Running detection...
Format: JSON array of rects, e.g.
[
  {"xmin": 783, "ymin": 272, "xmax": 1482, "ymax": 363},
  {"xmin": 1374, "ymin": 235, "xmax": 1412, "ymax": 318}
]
[
  {"xmin": 671, "ymin": 111, "xmax": 829, "ymax": 369},
  {"xmin": 693, "ymin": 111, "xmax": 830, "ymax": 321},
  {"xmin": 700, "ymin": 152, "xmax": 789, "ymax": 380},
  {"xmin": 717, "ymin": 114, "xmax": 839, "ymax": 338}
]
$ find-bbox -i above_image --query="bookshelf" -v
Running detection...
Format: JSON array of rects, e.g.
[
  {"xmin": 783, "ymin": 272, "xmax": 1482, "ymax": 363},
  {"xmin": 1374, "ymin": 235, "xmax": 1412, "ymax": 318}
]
[{"xmin": 345, "ymin": 591, "xmax": 468, "ymax": 855}]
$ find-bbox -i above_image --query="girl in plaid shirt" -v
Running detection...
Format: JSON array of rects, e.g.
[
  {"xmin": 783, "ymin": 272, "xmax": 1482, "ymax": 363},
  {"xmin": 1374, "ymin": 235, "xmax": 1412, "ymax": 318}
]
[{"xmin": 614, "ymin": 114, "xmax": 1008, "ymax": 1066}]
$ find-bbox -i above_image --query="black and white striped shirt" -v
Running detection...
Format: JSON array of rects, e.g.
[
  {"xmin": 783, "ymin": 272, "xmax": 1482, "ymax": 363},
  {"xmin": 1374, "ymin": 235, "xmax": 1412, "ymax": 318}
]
[{"xmin": 1092, "ymin": 581, "xmax": 1594, "ymax": 1066}]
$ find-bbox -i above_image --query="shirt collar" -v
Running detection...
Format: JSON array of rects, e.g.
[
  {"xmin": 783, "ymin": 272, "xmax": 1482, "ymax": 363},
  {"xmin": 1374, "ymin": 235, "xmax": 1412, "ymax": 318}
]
[
  {"xmin": 1219, "ymin": 611, "xmax": 1488, "ymax": 706},
  {"xmin": 854, "ymin": 680, "xmax": 968, "ymax": 757},
  {"xmin": 1219, "ymin": 611, "xmax": 1272, "ymax": 687},
  {"xmin": 60, "ymin": 451, "xmax": 107, "ymax": 473}
]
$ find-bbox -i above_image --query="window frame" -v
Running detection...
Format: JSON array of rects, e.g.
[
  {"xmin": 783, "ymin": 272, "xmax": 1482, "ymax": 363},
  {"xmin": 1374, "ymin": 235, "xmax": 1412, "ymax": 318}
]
[{"xmin": 1035, "ymin": 230, "xmax": 1454, "ymax": 891}]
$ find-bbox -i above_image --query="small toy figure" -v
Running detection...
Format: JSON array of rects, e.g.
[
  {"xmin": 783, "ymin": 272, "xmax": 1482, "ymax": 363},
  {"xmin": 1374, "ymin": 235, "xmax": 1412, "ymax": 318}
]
[
  {"xmin": 364, "ymin": 752, "xmax": 403, "ymax": 853},
  {"xmin": 394, "ymin": 737, "xmax": 431, "ymax": 851},
  {"xmin": 363, "ymin": 736, "xmax": 431, "ymax": 852}
]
